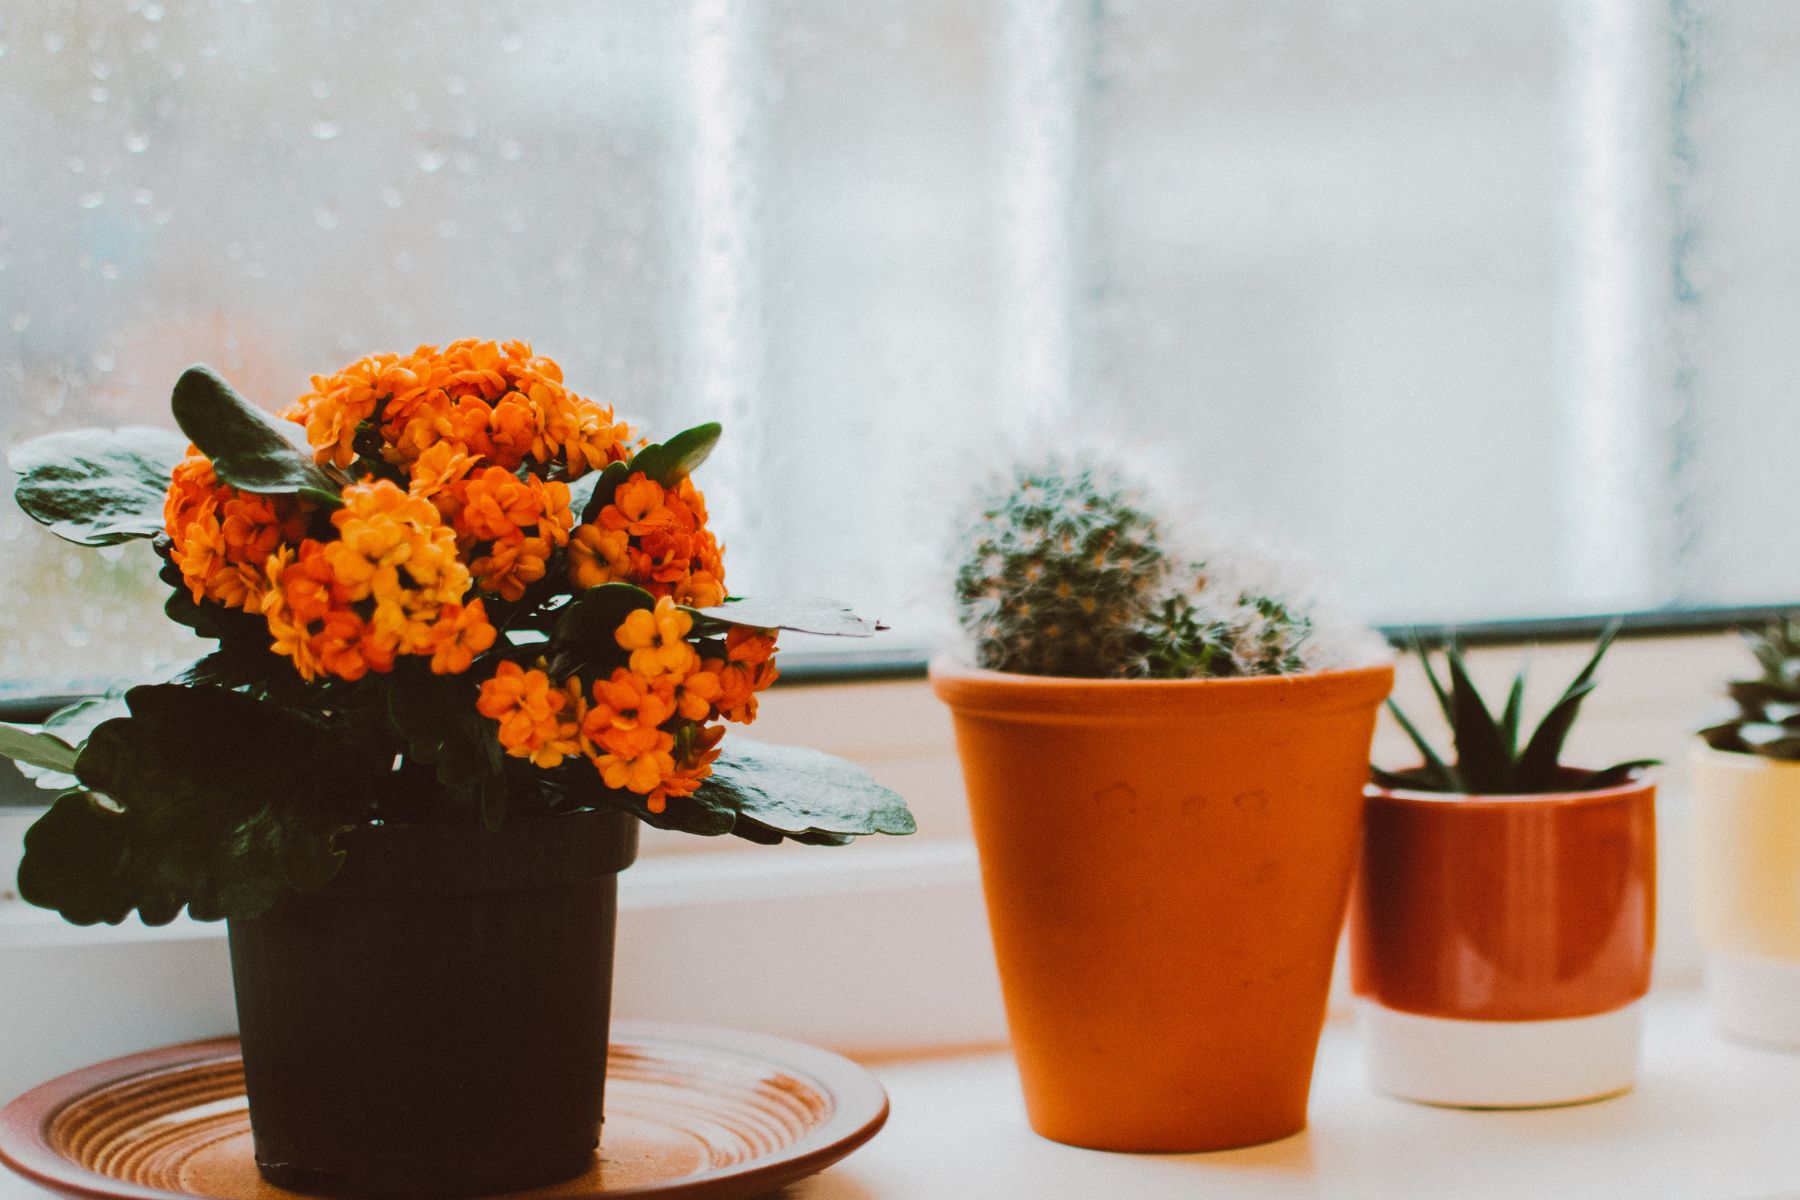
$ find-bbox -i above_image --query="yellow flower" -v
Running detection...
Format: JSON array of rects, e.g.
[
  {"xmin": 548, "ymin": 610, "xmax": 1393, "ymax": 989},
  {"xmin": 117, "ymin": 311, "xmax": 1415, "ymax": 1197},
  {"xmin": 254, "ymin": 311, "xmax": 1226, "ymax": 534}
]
[{"xmin": 614, "ymin": 596, "xmax": 700, "ymax": 680}]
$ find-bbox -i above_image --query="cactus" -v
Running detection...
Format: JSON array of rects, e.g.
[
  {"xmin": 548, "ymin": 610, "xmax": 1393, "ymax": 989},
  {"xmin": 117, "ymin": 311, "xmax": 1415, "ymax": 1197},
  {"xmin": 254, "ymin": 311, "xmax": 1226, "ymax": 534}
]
[
  {"xmin": 952, "ymin": 454, "xmax": 1372, "ymax": 680},
  {"xmin": 1699, "ymin": 615, "xmax": 1800, "ymax": 760},
  {"xmin": 953, "ymin": 456, "xmax": 1168, "ymax": 677}
]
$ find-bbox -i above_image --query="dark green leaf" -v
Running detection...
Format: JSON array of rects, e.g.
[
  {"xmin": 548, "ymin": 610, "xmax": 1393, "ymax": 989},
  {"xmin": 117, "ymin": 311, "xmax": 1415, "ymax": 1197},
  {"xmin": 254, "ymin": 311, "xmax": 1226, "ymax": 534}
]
[
  {"xmin": 688, "ymin": 596, "xmax": 882, "ymax": 638},
  {"xmin": 17, "ymin": 684, "xmax": 368, "ymax": 925},
  {"xmin": 1408, "ymin": 631, "xmax": 1455, "ymax": 728},
  {"xmin": 627, "ymin": 423, "xmax": 721, "ymax": 487},
  {"xmin": 1370, "ymin": 764, "xmax": 1446, "ymax": 791},
  {"xmin": 555, "ymin": 582, "xmax": 657, "ymax": 657},
  {"xmin": 1498, "ymin": 667, "xmax": 1527, "ymax": 759},
  {"xmin": 1446, "ymin": 645, "xmax": 1511, "ymax": 791},
  {"xmin": 0, "ymin": 723, "xmax": 80, "ymax": 774},
  {"xmin": 690, "ymin": 738, "xmax": 915, "ymax": 840},
  {"xmin": 1382, "ymin": 699, "xmax": 1463, "ymax": 793},
  {"xmin": 170, "ymin": 365, "xmax": 342, "ymax": 501},
  {"xmin": 12, "ymin": 692, "xmax": 132, "ymax": 792},
  {"xmin": 1516, "ymin": 678, "xmax": 1599, "ymax": 790},
  {"xmin": 574, "ymin": 459, "xmax": 632, "ymax": 524},
  {"xmin": 10, "ymin": 426, "xmax": 189, "ymax": 545}
]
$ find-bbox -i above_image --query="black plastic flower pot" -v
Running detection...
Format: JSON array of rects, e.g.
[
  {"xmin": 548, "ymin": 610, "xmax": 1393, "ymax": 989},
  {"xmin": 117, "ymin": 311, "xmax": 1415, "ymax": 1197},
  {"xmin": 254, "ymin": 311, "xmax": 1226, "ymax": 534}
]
[{"xmin": 226, "ymin": 806, "xmax": 640, "ymax": 1199}]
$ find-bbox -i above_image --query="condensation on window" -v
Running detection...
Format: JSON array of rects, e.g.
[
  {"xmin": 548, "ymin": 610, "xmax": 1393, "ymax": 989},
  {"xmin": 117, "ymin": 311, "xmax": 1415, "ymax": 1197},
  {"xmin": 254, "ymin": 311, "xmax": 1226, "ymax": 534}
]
[{"xmin": 1, "ymin": 0, "xmax": 1796, "ymax": 695}]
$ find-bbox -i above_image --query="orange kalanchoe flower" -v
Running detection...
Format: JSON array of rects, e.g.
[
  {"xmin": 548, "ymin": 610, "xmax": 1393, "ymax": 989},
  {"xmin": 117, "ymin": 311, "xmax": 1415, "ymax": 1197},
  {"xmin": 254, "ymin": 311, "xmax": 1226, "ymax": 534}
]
[
  {"xmin": 260, "ymin": 480, "xmax": 493, "ymax": 682},
  {"xmin": 575, "ymin": 471, "xmax": 726, "ymax": 606},
  {"xmin": 568, "ymin": 524, "xmax": 631, "ymax": 589},
  {"xmin": 286, "ymin": 339, "xmax": 634, "ymax": 480},
  {"xmin": 581, "ymin": 668, "xmax": 678, "ymax": 795},
  {"xmin": 164, "ymin": 452, "xmax": 311, "ymax": 612},
  {"xmin": 614, "ymin": 597, "xmax": 701, "ymax": 680},
  {"xmin": 705, "ymin": 627, "xmax": 780, "ymax": 724},
  {"xmin": 477, "ymin": 661, "xmax": 581, "ymax": 768}
]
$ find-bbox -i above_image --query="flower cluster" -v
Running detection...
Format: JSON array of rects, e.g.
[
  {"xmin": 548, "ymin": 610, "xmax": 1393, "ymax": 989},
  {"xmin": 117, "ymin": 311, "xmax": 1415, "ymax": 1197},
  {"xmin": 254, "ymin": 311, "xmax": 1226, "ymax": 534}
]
[
  {"xmin": 164, "ymin": 453, "xmax": 311, "ymax": 613},
  {"xmin": 151, "ymin": 338, "xmax": 774, "ymax": 807},
  {"xmin": 260, "ymin": 481, "xmax": 496, "ymax": 682},
  {"xmin": 476, "ymin": 596, "xmax": 778, "ymax": 812},
  {"xmin": 570, "ymin": 472, "xmax": 725, "ymax": 608}
]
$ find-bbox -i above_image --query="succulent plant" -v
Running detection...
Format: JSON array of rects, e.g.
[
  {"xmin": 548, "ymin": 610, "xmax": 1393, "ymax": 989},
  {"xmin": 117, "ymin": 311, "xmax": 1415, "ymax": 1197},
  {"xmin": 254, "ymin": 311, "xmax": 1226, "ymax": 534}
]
[
  {"xmin": 1376, "ymin": 623, "xmax": 1655, "ymax": 794},
  {"xmin": 953, "ymin": 456, "xmax": 1169, "ymax": 677},
  {"xmin": 1699, "ymin": 615, "xmax": 1800, "ymax": 760}
]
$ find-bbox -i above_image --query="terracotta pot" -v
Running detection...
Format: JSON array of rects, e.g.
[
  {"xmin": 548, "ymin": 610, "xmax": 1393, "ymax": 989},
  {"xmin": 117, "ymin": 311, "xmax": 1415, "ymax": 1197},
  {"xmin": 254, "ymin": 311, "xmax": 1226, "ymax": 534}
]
[
  {"xmin": 1693, "ymin": 746, "xmax": 1800, "ymax": 1048},
  {"xmin": 929, "ymin": 656, "xmax": 1393, "ymax": 1152},
  {"xmin": 1349, "ymin": 773, "xmax": 1656, "ymax": 1107},
  {"xmin": 227, "ymin": 807, "xmax": 639, "ymax": 1198}
]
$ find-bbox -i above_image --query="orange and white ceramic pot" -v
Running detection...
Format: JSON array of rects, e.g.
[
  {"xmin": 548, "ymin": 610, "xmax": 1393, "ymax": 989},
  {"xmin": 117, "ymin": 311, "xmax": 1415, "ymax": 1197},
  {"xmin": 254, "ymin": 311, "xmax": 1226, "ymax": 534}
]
[
  {"xmin": 1349, "ymin": 773, "xmax": 1657, "ymax": 1108},
  {"xmin": 929, "ymin": 657, "xmax": 1393, "ymax": 1152},
  {"xmin": 1693, "ymin": 746, "xmax": 1800, "ymax": 1047}
]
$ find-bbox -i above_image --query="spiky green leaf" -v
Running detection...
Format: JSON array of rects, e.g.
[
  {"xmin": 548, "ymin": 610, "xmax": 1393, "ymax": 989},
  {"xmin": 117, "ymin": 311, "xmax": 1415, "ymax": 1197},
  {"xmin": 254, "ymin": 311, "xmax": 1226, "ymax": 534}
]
[
  {"xmin": 1445, "ymin": 645, "xmax": 1512, "ymax": 791},
  {"xmin": 1383, "ymin": 699, "xmax": 1463, "ymax": 793}
]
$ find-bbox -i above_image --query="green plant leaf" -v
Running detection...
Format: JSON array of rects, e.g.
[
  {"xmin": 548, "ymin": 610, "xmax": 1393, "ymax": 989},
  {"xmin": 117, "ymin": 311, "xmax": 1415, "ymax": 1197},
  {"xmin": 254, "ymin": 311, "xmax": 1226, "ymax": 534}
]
[
  {"xmin": 1498, "ymin": 666, "xmax": 1527, "ymax": 760},
  {"xmin": 1382, "ymin": 699, "xmax": 1463, "ymax": 793},
  {"xmin": 1408, "ymin": 631, "xmax": 1455, "ymax": 728},
  {"xmin": 1515, "ymin": 624, "xmax": 1619, "ymax": 788},
  {"xmin": 571, "ymin": 459, "xmax": 631, "ymax": 524},
  {"xmin": 1370, "ymin": 765, "xmax": 1444, "ymax": 791},
  {"xmin": 627, "ymin": 423, "xmax": 721, "ymax": 487},
  {"xmin": 554, "ymin": 583, "xmax": 658, "ymax": 672},
  {"xmin": 0, "ymin": 723, "xmax": 80, "ymax": 774},
  {"xmin": 10, "ymin": 692, "xmax": 133, "ymax": 792},
  {"xmin": 16, "ymin": 684, "xmax": 370, "ymax": 925},
  {"xmin": 1515, "ymin": 678, "xmax": 1598, "ymax": 790},
  {"xmin": 10, "ymin": 426, "xmax": 190, "ymax": 545},
  {"xmin": 1445, "ymin": 644, "xmax": 1512, "ymax": 791},
  {"xmin": 688, "ymin": 597, "xmax": 882, "ymax": 638},
  {"xmin": 689, "ymin": 738, "xmax": 915, "ymax": 840},
  {"xmin": 170, "ymin": 365, "xmax": 343, "ymax": 502}
]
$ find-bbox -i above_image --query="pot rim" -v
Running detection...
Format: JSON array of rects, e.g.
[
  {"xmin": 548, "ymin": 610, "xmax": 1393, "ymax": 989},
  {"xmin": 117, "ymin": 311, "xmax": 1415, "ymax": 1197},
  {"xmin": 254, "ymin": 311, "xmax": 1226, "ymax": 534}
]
[
  {"xmin": 928, "ymin": 653, "xmax": 1395, "ymax": 718},
  {"xmin": 1366, "ymin": 768, "xmax": 1656, "ymax": 808},
  {"xmin": 1690, "ymin": 742, "xmax": 1800, "ymax": 772}
]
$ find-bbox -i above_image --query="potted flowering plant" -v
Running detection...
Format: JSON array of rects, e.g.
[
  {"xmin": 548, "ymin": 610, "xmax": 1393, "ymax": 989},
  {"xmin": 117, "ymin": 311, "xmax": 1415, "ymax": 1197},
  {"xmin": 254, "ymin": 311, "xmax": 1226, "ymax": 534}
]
[
  {"xmin": 0, "ymin": 340, "xmax": 913, "ymax": 1198},
  {"xmin": 929, "ymin": 455, "xmax": 1392, "ymax": 1153},
  {"xmin": 1693, "ymin": 615, "xmax": 1800, "ymax": 1047},
  {"xmin": 1354, "ymin": 628, "xmax": 1656, "ymax": 1108}
]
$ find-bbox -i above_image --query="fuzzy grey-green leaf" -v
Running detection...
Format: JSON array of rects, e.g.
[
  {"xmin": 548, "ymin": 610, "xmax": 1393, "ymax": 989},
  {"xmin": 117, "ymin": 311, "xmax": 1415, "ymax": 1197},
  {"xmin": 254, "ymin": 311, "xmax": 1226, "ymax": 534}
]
[
  {"xmin": 0, "ymin": 723, "xmax": 81, "ymax": 774},
  {"xmin": 692, "ymin": 738, "xmax": 915, "ymax": 839},
  {"xmin": 10, "ymin": 426, "xmax": 189, "ymax": 545}
]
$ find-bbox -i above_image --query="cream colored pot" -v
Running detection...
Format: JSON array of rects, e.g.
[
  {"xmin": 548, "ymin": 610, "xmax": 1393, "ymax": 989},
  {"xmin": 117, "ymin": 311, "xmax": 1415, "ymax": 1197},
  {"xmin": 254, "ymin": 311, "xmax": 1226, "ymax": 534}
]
[{"xmin": 1694, "ymin": 746, "xmax": 1800, "ymax": 1047}]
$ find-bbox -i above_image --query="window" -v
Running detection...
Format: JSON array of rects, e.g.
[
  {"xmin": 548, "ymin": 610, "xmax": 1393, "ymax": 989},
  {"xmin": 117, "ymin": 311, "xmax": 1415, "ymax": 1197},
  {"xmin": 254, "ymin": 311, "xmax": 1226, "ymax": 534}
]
[{"xmin": 2, "ymin": 0, "xmax": 1795, "ymax": 696}]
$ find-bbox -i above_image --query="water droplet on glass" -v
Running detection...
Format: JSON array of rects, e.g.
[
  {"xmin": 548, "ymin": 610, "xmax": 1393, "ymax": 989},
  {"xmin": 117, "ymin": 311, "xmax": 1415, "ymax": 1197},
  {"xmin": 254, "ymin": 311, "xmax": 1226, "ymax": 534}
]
[
  {"xmin": 380, "ymin": 185, "xmax": 404, "ymax": 209},
  {"xmin": 500, "ymin": 33, "xmax": 523, "ymax": 52},
  {"xmin": 310, "ymin": 119, "xmax": 342, "ymax": 140},
  {"xmin": 90, "ymin": 61, "xmax": 112, "ymax": 80},
  {"xmin": 499, "ymin": 139, "xmax": 522, "ymax": 161},
  {"xmin": 133, "ymin": 188, "xmax": 155, "ymax": 205},
  {"xmin": 66, "ymin": 156, "xmax": 86, "ymax": 173},
  {"xmin": 151, "ymin": 206, "xmax": 173, "ymax": 225},
  {"xmin": 143, "ymin": 2, "xmax": 166, "ymax": 20},
  {"xmin": 77, "ymin": 190, "xmax": 105, "ymax": 209},
  {"xmin": 314, "ymin": 206, "xmax": 339, "ymax": 230},
  {"xmin": 445, "ymin": 76, "xmax": 468, "ymax": 97},
  {"xmin": 90, "ymin": 86, "xmax": 110, "ymax": 104},
  {"xmin": 44, "ymin": 31, "xmax": 65, "ymax": 53},
  {"xmin": 124, "ymin": 132, "xmax": 150, "ymax": 153},
  {"xmin": 11, "ymin": 313, "xmax": 30, "ymax": 333},
  {"xmin": 99, "ymin": 263, "xmax": 121, "ymax": 280},
  {"xmin": 92, "ymin": 350, "xmax": 116, "ymax": 373},
  {"xmin": 414, "ymin": 146, "xmax": 448, "ymax": 173},
  {"xmin": 400, "ymin": 90, "xmax": 421, "ymax": 112},
  {"xmin": 436, "ymin": 220, "xmax": 464, "ymax": 241},
  {"xmin": 310, "ymin": 78, "xmax": 332, "ymax": 100}
]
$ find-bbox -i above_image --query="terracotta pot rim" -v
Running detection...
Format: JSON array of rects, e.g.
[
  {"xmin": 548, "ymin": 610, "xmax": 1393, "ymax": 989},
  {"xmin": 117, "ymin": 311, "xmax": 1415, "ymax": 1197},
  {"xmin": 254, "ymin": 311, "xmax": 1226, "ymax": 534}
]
[
  {"xmin": 1690, "ymin": 743, "xmax": 1800, "ymax": 772},
  {"xmin": 1366, "ymin": 769, "xmax": 1656, "ymax": 808},
  {"xmin": 928, "ymin": 653, "xmax": 1395, "ymax": 718}
]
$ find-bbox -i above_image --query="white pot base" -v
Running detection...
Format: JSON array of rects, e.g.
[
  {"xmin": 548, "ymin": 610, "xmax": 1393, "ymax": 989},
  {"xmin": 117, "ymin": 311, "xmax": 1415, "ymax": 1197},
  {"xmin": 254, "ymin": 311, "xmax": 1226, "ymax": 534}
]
[
  {"xmin": 1708, "ymin": 955, "xmax": 1800, "ymax": 1050},
  {"xmin": 1356, "ymin": 999, "xmax": 1643, "ymax": 1108}
]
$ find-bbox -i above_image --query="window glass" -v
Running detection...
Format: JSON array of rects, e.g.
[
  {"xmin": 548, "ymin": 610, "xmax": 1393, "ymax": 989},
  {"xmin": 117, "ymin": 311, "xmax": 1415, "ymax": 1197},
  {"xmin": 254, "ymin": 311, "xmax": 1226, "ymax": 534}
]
[{"xmin": 2, "ymin": 0, "xmax": 1795, "ymax": 696}]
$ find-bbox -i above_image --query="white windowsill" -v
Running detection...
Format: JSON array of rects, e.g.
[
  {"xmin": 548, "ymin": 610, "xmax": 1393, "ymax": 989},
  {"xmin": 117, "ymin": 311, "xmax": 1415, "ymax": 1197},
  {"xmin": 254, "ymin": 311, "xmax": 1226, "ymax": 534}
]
[{"xmin": 3, "ymin": 990, "xmax": 1793, "ymax": 1200}]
